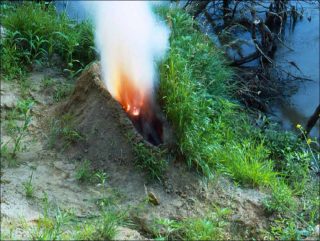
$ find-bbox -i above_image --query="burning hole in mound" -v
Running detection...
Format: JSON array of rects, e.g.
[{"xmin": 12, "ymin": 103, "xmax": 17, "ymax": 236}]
[
  {"xmin": 125, "ymin": 104, "xmax": 164, "ymax": 146},
  {"xmin": 113, "ymin": 72, "xmax": 164, "ymax": 146}
]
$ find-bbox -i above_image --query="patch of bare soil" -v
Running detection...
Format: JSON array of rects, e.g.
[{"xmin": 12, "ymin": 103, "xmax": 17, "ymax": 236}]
[{"xmin": 1, "ymin": 63, "xmax": 271, "ymax": 240}]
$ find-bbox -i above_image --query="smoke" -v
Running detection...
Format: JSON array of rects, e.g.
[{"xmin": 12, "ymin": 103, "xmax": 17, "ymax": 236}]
[{"xmin": 86, "ymin": 1, "xmax": 170, "ymax": 107}]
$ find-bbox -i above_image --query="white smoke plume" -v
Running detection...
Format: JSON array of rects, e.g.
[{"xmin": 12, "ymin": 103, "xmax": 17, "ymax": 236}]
[{"xmin": 84, "ymin": 1, "xmax": 170, "ymax": 114}]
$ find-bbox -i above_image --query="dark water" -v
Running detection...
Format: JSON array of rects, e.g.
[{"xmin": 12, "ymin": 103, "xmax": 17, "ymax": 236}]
[
  {"xmin": 55, "ymin": 1, "xmax": 319, "ymax": 139},
  {"xmin": 55, "ymin": 1, "xmax": 88, "ymax": 22},
  {"xmin": 271, "ymin": 4, "xmax": 319, "ymax": 139}
]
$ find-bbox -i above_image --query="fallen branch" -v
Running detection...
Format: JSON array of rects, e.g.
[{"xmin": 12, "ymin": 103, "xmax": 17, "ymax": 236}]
[{"xmin": 305, "ymin": 104, "xmax": 320, "ymax": 136}]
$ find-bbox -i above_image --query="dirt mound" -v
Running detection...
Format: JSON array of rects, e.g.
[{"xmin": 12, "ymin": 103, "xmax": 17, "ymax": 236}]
[
  {"xmin": 60, "ymin": 62, "xmax": 146, "ymax": 163},
  {"xmin": 49, "ymin": 62, "xmax": 270, "ymax": 239}
]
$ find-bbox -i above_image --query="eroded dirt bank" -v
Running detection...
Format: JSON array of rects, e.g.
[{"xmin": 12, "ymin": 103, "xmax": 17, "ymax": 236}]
[{"xmin": 1, "ymin": 63, "xmax": 297, "ymax": 240}]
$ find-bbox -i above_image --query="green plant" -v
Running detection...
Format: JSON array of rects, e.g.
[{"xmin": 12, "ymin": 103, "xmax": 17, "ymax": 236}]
[
  {"xmin": 42, "ymin": 76, "xmax": 55, "ymax": 88},
  {"xmin": 2, "ymin": 99, "xmax": 34, "ymax": 165},
  {"xmin": 270, "ymin": 217, "xmax": 312, "ymax": 240},
  {"xmin": 154, "ymin": 218, "xmax": 182, "ymax": 240},
  {"xmin": 157, "ymin": 7, "xmax": 281, "ymax": 189},
  {"xmin": 48, "ymin": 114, "xmax": 83, "ymax": 148},
  {"xmin": 0, "ymin": 141, "xmax": 10, "ymax": 163},
  {"xmin": 296, "ymin": 124, "xmax": 319, "ymax": 173},
  {"xmin": 263, "ymin": 180, "xmax": 296, "ymax": 213},
  {"xmin": 1, "ymin": 2, "xmax": 96, "ymax": 80},
  {"xmin": 133, "ymin": 142, "xmax": 168, "ymax": 181},
  {"xmin": 184, "ymin": 207, "xmax": 231, "ymax": 240},
  {"xmin": 94, "ymin": 171, "xmax": 107, "ymax": 186},
  {"xmin": 11, "ymin": 100, "xmax": 34, "ymax": 156},
  {"xmin": 75, "ymin": 160, "xmax": 92, "ymax": 182},
  {"xmin": 22, "ymin": 172, "xmax": 35, "ymax": 198},
  {"xmin": 53, "ymin": 82, "xmax": 74, "ymax": 102},
  {"xmin": 73, "ymin": 211, "xmax": 123, "ymax": 240},
  {"xmin": 31, "ymin": 206, "xmax": 71, "ymax": 240}
]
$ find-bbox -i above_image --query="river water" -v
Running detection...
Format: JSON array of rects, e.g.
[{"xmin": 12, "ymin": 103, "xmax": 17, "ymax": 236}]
[
  {"xmin": 54, "ymin": 1, "xmax": 319, "ymax": 139},
  {"xmin": 271, "ymin": 3, "xmax": 319, "ymax": 139}
]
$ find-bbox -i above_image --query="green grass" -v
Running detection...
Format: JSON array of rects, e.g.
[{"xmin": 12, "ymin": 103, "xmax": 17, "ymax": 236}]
[
  {"xmin": 1, "ymin": 2, "xmax": 95, "ymax": 80},
  {"xmin": 22, "ymin": 173, "xmax": 35, "ymax": 198},
  {"xmin": 75, "ymin": 159, "xmax": 92, "ymax": 182},
  {"xmin": 53, "ymin": 82, "xmax": 74, "ymax": 102},
  {"xmin": 133, "ymin": 142, "xmax": 168, "ymax": 181},
  {"xmin": 153, "ymin": 206, "xmax": 231, "ymax": 240},
  {"xmin": 1, "ymin": 99, "xmax": 34, "ymax": 166},
  {"xmin": 48, "ymin": 114, "xmax": 84, "ymax": 149},
  {"xmin": 155, "ymin": 8, "xmax": 320, "ymax": 238},
  {"xmin": 28, "ymin": 192, "xmax": 123, "ymax": 240},
  {"xmin": 157, "ymin": 7, "xmax": 279, "ymax": 187},
  {"xmin": 73, "ymin": 211, "xmax": 123, "ymax": 240}
]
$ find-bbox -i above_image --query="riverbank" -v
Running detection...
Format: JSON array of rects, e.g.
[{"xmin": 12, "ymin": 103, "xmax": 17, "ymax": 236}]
[{"xmin": 1, "ymin": 2, "xmax": 319, "ymax": 240}]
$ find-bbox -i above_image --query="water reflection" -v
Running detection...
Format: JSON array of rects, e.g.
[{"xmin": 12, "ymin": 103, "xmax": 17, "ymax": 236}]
[{"xmin": 272, "ymin": 3, "xmax": 319, "ymax": 139}]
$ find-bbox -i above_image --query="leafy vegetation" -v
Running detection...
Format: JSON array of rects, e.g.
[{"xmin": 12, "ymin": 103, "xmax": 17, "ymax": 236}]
[
  {"xmin": 157, "ymin": 7, "xmax": 319, "ymax": 238},
  {"xmin": 48, "ymin": 114, "xmax": 84, "ymax": 149},
  {"xmin": 28, "ymin": 192, "xmax": 123, "ymax": 240},
  {"xmin": 1, "ymin": 99, "xmax": 34, "ymax": 166},
  {"xmin": 152, "ymin": 206, "xmax": 231, "ymax": 240},
  {"xmin": 0, "ymin": 2, "xmax": 95, "ymax": 80},
  {"xmin": 133, "ymin": 142, "xmax": 168, "ymax": 181},
  {"xmin": 158, "ymin": 7, "xmax": 279, "ymax": 186},
  {"xmin": 75, "ymin": 159, "xmax": 92, "ymax": 182},
  {"xmin": 22, "ymin": 172, "xmax": 35, "ymax": 198},
  {"xmin": 1, "ymin": 2, "xmax": 318, "ymax": 240}
]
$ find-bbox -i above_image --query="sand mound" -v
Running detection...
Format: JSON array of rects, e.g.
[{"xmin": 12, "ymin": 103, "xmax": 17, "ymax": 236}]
[{"xmin": 55, "ymin": 62, "xmax": 162, "ymax": 176}]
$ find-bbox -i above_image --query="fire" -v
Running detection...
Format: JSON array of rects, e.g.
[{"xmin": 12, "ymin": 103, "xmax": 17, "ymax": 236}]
[
  {"xmin": 91, "ymin": 1, "xmax": 169, "ymax": 144},
  {"xmin": 111, "ymin": 69, "xmax": 150, "ymax": 117}
]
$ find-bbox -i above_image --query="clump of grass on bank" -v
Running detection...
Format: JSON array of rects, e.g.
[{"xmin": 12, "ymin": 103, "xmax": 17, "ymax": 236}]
[
  {"xmin": 152, "ymin": 206, "xmax": 232, "ymax": 240},
  {"xmin": 0, "ymin": 2, "xmax": 95, "ymax": 80},
  {"xmin": 157, "ymin": 6, "xmax": 318, "ymax": 212},
  {"xmin": 156, "ymin": 7, "xmax": 320, "ymax": 238},
  {"xmin": 29, "ymin": 192, "xmax": 123, "ymax": 240},
  {"xmin": 1, "ymin": 99, "xmax": 34, "ymax": 166},
  {"xmin": 158, "ymin": 6, "xmax": 278, "ymax": 186}
]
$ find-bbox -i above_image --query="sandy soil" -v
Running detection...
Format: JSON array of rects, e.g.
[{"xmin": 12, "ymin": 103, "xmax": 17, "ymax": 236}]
[{"xmin": 1, "ymin": 63, "xmax": 272, "ymax": 240}]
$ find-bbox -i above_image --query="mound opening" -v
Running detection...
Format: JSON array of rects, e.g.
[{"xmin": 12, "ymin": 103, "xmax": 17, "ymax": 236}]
[{"xmin": 127, "ymin": 104, "xmax": 164, "ymax": 146}]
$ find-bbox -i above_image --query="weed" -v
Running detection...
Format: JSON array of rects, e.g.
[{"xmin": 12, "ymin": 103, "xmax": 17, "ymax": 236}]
[
  {"xmin": 73, "ymin": 222, "xmax": 96, "ymax": 240},
  {"xmin": 30, "ymin": 207, "xmax": 71, "ymax": 240},
  {"xmin": 53, "ymin": 82, "xmax": 74, "ymax": 102},
  {"xmin": 75, "ymin": 160, "xmax": 92, "ymax": 182},
  {"xmin": 11, "ymin": 99, "xmax": 34, "ymax": 157},
  {"xmin": 270, "ymin": 217, "xmax": 313, "ymax": 240},
  {"xmin": 151, "ymin": 206, "xmax": 231, "ymax": 240},
  {"xmin": 94, "ymin": 171, "xmax": 107, "ymax": 186},
  {"xmin": 73, "ymin": 211, "xmax": 123, "ymax": 240},
  {"xmin": 133, "ymin": 142, "xmax": 168, "ymax": 181},
  {"xmin": 42, "ymin": 76, "xmax": 55, "ymax": 88},
  {"xmin": 158, "ymin": 7, "xmax": 280, "ymax": 189},
  {"xmin": 0, "ymin": 141, "xmax": 10, "ymax": 163},
  {"xmin": 48, "ymin": 114, "xmax": 83, "ymax": 148},
  {"xmin": 263, "ymin": 180, "xmax": 296, "ymax": 214},
  {"xmin": 296, "ymin": 124, "xmax": 319, "ymax": 173},
  {"xmin": 154, "ymin": 218, "xmax": 182, "ymax": 240},
  {"xmin": 183, "ymin": 207, "xmax": 231, "ymax": 240},
  {"xmin": 22, "ymin": 173, "xmax": 35, "ymax": 198},
  {"xmin": 1, "ymin": 99, "xmax": 34, "ymax": 166}
]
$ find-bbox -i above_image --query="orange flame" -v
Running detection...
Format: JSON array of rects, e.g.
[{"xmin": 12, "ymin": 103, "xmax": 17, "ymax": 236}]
[{"xmin": 112, "ymin": 70, "xmax": 149, "ymax": 117}]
